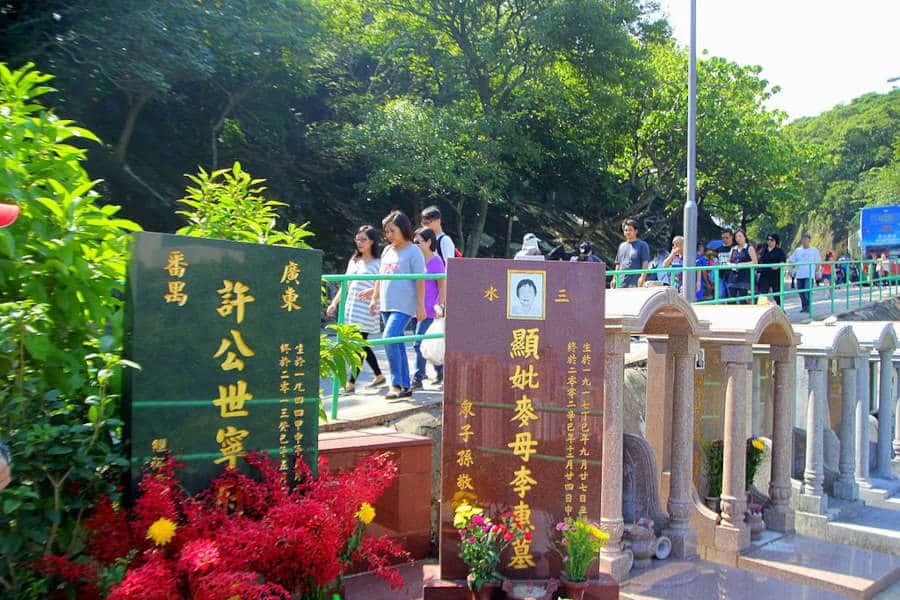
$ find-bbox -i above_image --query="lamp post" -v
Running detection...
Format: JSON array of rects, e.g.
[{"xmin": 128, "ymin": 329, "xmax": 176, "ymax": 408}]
[{"xmin": 681, "ymin": 0, "xmax": 698, "ymax": 302}]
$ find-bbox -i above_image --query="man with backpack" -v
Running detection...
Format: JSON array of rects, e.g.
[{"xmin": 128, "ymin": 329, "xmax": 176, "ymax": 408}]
[{"xmin": 421, "ymin": 206, "xmax": 461, "ymax": 261}]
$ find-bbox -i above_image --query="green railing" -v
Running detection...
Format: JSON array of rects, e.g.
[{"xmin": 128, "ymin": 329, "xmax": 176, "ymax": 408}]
[{"xmin": 322, "ymin": 258, "xmax": 900, "ymax": 419}]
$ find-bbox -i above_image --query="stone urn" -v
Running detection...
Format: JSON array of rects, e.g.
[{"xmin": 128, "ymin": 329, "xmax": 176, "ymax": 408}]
[
  {"xmin": 627, "ymin": 519, "xmax": 657, "ymax": 569},
  {"xmin": 705, "ymin": 496, "xmax": 721, "ymax": 513},
  {"xmin": 466, "ymin": 576, "xmax": 500, "ymax": 600},
  {"xmin": 746, "ymin": 507, "xmax": 766, "ymax": 541},
  {"xmin": 558, "ymin": 576, "xmax": 589, "ymax": 600},
  {"xmin": 501, "ymin": 578, "xmax": 558, "ymax": 600}
]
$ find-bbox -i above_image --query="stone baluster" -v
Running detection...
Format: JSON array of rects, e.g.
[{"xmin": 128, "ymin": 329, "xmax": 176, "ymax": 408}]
[
  {"xmin": 665, "ymin": 335, "xmax": 699, "ymax": 559},
  {"xmin": 598, "ymin": 332, "xmax": 632, "ymax": 581},
  {"xmin": 855, "ymin": 355, "xmax": 872, "ymax": 488},
  {"xmin": 719, "ymin": 345, "xmax": 751, "ymax": 530},
  {"xmin": 893, "ymin": 364, "xmax": 900, "ymax": 472},
  {"xmin": 767, "ymin": 346, "xmax": 794, "ymax": 532},
  {"xmin": 874, "ymin": 349, "xmax": 896, "ymax": 479},
  {"xmin": 799, "ymin": 356, "xmax": 827, "ymax": 514},
  {"xmin": 833, "ymin": 358, "xmax": 858, "ymax": 500}
]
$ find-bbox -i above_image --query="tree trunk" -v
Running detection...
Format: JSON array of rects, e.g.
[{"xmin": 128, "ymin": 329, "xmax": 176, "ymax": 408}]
[
  {"xmin": 114, "ymin": 93, "xmax": 150, "ymax": 164},
  {"xmin": 211, "ymin": 88, "xmax": 250, "ymax": 170},
  {"xmin": 465, "ymin": 194, "xmax": 490, "ymax": 257}
]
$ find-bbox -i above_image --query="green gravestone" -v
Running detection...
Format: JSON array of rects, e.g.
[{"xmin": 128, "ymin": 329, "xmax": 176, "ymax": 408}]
[{"xmin": 124, "ymin": 232, "xmax": 321, "ymax": 492}]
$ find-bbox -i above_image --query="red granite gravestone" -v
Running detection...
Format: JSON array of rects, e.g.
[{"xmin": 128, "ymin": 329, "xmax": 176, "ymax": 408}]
[{"xmin": 435, "ymin": 259, "xmax": 607, "ymax": 587}]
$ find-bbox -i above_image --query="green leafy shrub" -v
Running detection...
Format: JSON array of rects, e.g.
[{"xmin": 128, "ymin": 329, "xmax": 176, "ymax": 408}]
[
  {"xmin": 176, "ymin": 162, "xmax": 315, "ymax": 248},
  {"xmin": 175, "ymin": 163, "xmax": 365, "ymax": 416},
  {"xmin": 0, "ymin": 62, "xmax": 141, "ymax": 598},
  {"xmin": 703, "ymin": 439, "xmax": 724, "ymax": 498}
]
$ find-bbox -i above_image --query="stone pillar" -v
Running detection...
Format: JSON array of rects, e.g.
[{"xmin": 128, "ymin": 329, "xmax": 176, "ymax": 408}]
[
  {"xmin": 767, "ymin": 346, "xmax": 795, "ymax": 533},
  {"xmin": 893, "ymin": 364, "xmax": 900, "ymax": 473},
  {"xmin": 833, "ymin": 358, "xmax": 859, "ymax": 500},
  {"xmin": 598, "ymin": 332, "xmax": 632, "ymax": 581},
  {"xmin": 873, "ymin": 349, "xmax": 896, "ymax": 479},
  {"xmin": 664, "ymin": 335, "xmax": 699, "ymax": 559},
  {"xmin": 718, "ymin": 345, "xmax": 751, "ymax": 532},
  {"xmin": 855, "ymin": 355, "xmax": 872, "ymax": 488},
  {"xmin": 799, "ymin": 355, "xmax": 828, "ymax": 514}
]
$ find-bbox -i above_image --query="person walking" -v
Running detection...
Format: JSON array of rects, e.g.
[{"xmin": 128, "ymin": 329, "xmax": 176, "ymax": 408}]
[
  {"xmin": 411, "ymin": 227, "xmax": 446, "ymax": 389},
  {"xmin": 514, "ymin": 233, "xmax": 545, "ymax": 260},
  {"xmin": 715, "ymin": 229, "xmax": 735, "ymax": 300},
  {"xmin": 326, "ymin": 226, "xmax": 387, "ymax": 393},
  {"xmin": 726, "ymin": 229, "xmax": 758, "ymax": 303},
  {"xmin": 611, "ymin": 219, "xmax": 650, "ymax": 288},
  {"xmin": 576, "ymin": 242, "xmax": 602, "ymax": 263},
  {"xmin": 789, "ymin": 233, "xmax": 821, "ymax": 313},
  {"xmin": 821, "ymin": 251, "xmax": 836, "ymax": 285},
  {"xmin": 369, "ymin": 211, "xmax": 426, "ymax": 399},
  {"xmin": 662, "ymin": 235, "xmax": 685, "ymax": 291},
  {"xmin": 758, "ymin": 233, "xmax": 787, "ymax": 305},
  {"xmin": 420, "ymin": 205, "xmax": 458, "ymax": 261}
]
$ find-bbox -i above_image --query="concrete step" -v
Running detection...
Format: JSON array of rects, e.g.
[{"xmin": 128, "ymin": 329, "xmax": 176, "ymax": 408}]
[
  {"xmin": 860, "ymin": 476, "xmax": 900, "ymax": 510},
  {"xmin": 737, "ymin": 534, "xmax": 900, "ymax": 599},
  {"xmin": 620, "ymin": 559, "xmax": 851, "ymax": 600},
  {"xmin": 830, "ymin": 505, "xmax": 900, "ymax": 556}
]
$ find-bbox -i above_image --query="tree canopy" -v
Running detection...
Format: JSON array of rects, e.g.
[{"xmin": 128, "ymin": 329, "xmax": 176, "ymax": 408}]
[{"xmin": 1, "ymin": 0, "xmax": 892, "ymax": 264}]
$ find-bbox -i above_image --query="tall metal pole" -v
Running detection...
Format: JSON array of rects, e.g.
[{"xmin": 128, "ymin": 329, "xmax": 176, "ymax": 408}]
[{"xmin": 682, "ymin": 0, "xmax": 698, "ymax": 302}]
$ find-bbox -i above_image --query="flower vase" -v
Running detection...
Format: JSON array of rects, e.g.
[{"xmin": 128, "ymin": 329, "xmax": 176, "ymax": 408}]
[{"xmin": 559, "ymin": 576, "xmax": 589, "ymax": 600}]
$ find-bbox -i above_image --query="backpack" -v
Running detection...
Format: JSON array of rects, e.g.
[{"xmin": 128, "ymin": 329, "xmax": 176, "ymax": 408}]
[{"xmin": 436, "ymin": 233, "xmax": 463, "ymax": 261}]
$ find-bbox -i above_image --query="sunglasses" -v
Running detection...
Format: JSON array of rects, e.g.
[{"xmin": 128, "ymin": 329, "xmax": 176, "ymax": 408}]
[{"xmin": 413, "ymin": 239, "xmax": 426, "ymax": 244}]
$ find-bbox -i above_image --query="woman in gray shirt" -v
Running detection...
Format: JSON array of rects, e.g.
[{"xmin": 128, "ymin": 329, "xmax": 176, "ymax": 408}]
[{"xmin": 369, "ymin": 211, "xmax": 426, "ymax": 399}]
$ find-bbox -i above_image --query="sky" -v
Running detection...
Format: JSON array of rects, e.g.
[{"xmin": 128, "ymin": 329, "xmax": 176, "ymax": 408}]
[{"xmin": 659, "ymin": 0, "xmax": 900, "ymax": 120}]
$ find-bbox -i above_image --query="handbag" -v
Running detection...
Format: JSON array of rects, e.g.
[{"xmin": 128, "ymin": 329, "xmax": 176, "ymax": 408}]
[{"xmin": 420, "ymin": 318, "xmax": 445, "ymax": 366}]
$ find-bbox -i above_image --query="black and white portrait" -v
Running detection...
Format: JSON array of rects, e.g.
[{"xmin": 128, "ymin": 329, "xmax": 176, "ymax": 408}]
[{"xmin": 507, "ymin": 270, "xmax": 546, "ymax": 320}]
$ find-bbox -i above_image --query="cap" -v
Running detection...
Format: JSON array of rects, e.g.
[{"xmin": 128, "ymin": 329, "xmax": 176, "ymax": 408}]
[
  {"xmin": 0, "ymin": 203, "xmax": 20, "ymax": 228},
  {"xmin": 801, "ymin": 232, "xmax": 811, "ymax": 239},
  {"xmin": 579, "ymin": 242, "xmax": 592, "ymax": 254},
  {"xmin": 523, "ymin": 234, "xmax": 540, "ymax": 250}
]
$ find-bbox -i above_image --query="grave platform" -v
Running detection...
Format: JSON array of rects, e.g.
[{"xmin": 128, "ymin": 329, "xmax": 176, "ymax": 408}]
[
  {"xmin": 828, "ymin": 504, "xmax": 900, "ymax": 556},
  {"xmin": 342, "ymin": 561, "xmax": 619, "ymax": 600},
  {"xmin": 620, "ymin": 559, "xmax": 852, "ymax": 600},
  {"xmin": 736, "ymin": 534, "xmax": 900, "ymax": 599},
  {"xmin": 859, "ymin": 475, "xmax": 900, "ymax": 510}
]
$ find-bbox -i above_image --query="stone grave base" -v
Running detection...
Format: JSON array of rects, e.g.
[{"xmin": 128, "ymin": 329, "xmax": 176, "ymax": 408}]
[
  {"xmin": 737, "ymin": 534, "xmax": 900, "ymax": 599},
  {"xmin": 858, "ymin": 475, "xmax": 900, "ymax": 510},
  {"xmin": 421, "ymin": 564, "xmax": 619, "ymax": 600},
  {"xmin": 620, "ymin": 559, "xmax": 852, "ymax": 600}
]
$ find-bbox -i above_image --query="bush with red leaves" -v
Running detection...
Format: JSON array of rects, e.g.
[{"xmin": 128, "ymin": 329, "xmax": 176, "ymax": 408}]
[{"xmin": 36, "ymin": 451, "xmax": 409, "ymax": 599}]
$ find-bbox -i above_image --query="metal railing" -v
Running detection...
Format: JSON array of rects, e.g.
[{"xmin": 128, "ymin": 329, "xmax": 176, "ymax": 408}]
[{"xmin": 322, "ymin": 258, "xmax": 900, "ymax": 419}]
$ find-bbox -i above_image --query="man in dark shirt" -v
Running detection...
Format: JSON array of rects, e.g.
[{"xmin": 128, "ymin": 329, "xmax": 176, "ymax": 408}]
[
  {"xmin": 715, "ymin": 229, "xmax": 734, "ymax": 300},
  {"xmin": 612, "ymin": 219, "xmax": 650, "ymax": 288},
  {"xmin": 758, "ymin": 233, "xmax": 787, "ymax": 305}
]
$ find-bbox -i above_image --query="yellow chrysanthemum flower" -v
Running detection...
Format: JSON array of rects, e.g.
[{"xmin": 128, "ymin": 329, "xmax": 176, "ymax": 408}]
[
  {"xmin": 452, "ymin": 501, "xmax": 483, "ymax": 529},
  {"xmin": 146, "ymin": 517, "xmax": 177, "ymax": 546},
  {"xmin": 357, "ymin": 502, "xmax": 376, "ymax": 525},
  {"xmin": 751, "ymin": 438, "xmax": 765, "ymax": 451}
]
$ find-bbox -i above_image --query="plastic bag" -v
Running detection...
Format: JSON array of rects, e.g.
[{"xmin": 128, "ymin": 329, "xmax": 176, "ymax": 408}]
[{"xmin": 420, "ymin": 318, "xmax": 445, "ymax": 366}]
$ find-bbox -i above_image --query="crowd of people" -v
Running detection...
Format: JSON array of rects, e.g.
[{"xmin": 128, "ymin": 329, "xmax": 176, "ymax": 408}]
[
  {"xmin": 326, "ymin": 206, "xmax": 454, "ymax": 400},
  {"xmin": 328, "ymin": 207, "xmax": 896, "ymax": 399}
]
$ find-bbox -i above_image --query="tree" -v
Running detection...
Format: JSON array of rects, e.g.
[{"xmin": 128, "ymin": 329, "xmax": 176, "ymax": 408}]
[
  {"xmin": 40, "ymin": 0, "xmax": 215, "ymax": 163},
  {"xmin": 329, "ymin": 0, "xmax": 652, "ymax": 255},
  {"xmin": 609, "ymin": 43, "xmax": 802, "ymax": 246},
  {"xmin": 785, "ymin": 89, "xmax": 899, "ymax": 244}
]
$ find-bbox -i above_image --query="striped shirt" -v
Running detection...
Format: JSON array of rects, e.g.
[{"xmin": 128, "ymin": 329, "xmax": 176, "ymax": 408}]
[{"xmin": 343, "ymin": 257, "xmax": 381, "ymax": 333}]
